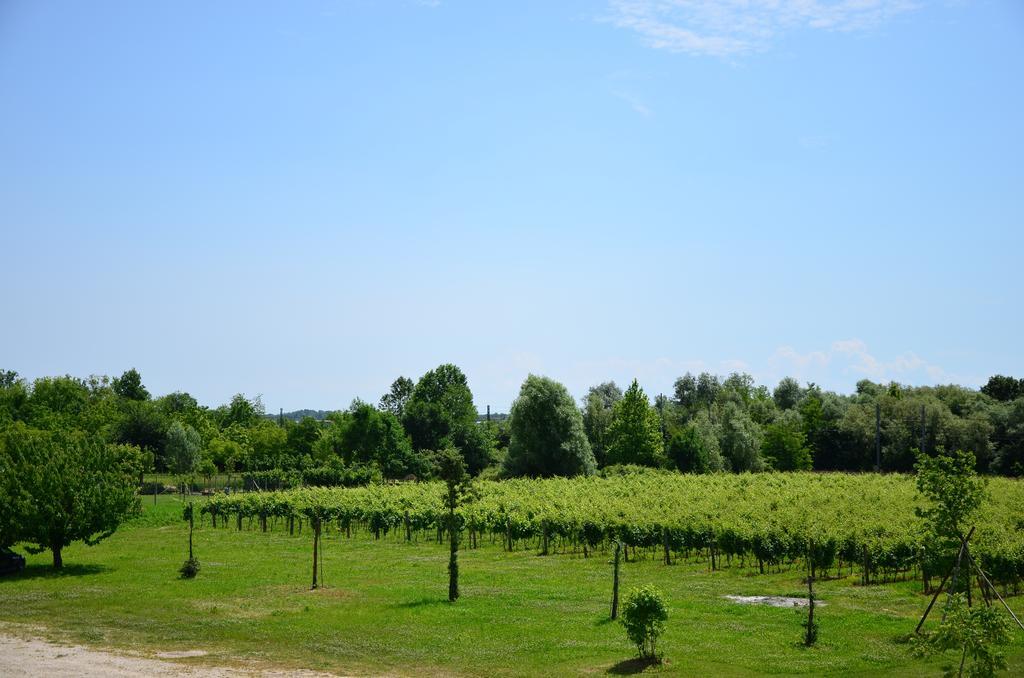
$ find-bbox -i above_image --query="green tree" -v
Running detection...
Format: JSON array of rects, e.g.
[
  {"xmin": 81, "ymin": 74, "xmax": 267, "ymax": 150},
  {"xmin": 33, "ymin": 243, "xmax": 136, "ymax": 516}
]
[
  {"xmin": 165, "ymin": 420, "xmax": 202, "ymax": 477},
  {"xmin": 112, "ymin": 368, "xmax": 150, "ymax": 401},
  {"xmin": 620, "ymin": 585, "xmax": 668, "ymax": 661},
  {"xmin": 582, "ymin": 381, "xmax": 622, "ymax": 467},
  {"xmin": 981, "ymin": 375, "xmax": 1024, "ymax": 403},
  {"xmin": 379, "ymin": 376, "xmax": 414, "ymax": 418},
  {"xmin": 719, "ymin": 402, "xmax": 765, "ymax": 472},
  {"xmin": 666, "ymin": 423, "xmax": 723, "ymax": 473},
  {"xmin": 1, "ymin": 425, "xmax": 140, "ymax": 568},
  {"xmin": 762, "ymin": 410, "xmax": 812, "ymax": 471},
  {"xmin": 402, "ymin": 364, "xmax": 493, "ymax": 474},
  {"xmin": 504, "ymin": 375, "xmax": 596, "ymax": 477},
  {"xmin": 773, "ymin": 377, "xmax": 803, "ymax": 411},
  {"xmin": 606, "ymin": 380, "xmax": 666, "ymax": 468},
  {"xmin": 336, "ymin": 402, "xmax": 427, "ymax": 478}
]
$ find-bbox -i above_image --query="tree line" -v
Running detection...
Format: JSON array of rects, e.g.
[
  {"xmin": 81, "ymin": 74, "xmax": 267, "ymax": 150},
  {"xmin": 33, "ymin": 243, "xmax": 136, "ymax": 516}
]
[{"xmin": 1, "ymin": 366, "xmax": 1023, "ymax": 491}]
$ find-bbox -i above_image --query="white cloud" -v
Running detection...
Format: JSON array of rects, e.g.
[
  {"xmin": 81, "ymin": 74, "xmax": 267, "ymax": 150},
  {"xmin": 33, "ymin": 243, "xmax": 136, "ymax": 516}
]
[
  {"xmin": 605, "ymin": 0, "xmax": 920, "ymax": 57},
  {"xmin": 768, "ymin": 338, "xmax": 949, "ymax": 386},
  {"xmin": 611, "ymin": 90, "xmax": 653, "ymax": 116}
]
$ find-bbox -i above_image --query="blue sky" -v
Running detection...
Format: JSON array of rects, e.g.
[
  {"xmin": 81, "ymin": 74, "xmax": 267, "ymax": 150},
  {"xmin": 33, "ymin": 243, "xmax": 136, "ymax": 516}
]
[{"xmin": 2, "ymin": 1, "xmax": 1022, "ymax": 413}]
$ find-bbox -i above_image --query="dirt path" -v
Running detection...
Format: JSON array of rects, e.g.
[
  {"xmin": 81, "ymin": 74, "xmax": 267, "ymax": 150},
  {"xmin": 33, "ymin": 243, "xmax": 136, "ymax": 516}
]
[{"xmin": 0, "ymin": 632, "xmax": 346, "ymax": 677}]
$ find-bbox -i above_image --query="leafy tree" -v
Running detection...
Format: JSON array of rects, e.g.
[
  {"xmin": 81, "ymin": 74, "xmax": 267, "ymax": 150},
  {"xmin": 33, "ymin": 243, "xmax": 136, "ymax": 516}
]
[
  {"xmin": 402, "ymin": 364, "xmax": 493, "ymax": 474},
  {"xmin": 247, "ymin": 421, "xmax": 289, "ymax": 471},
  {"xmin": 606, "ymin": 380, "xmax": 666, "ymax": 468},
  {"xmin": 981, "ymin": 375, "xmax": 1024, "ymax": 403},
  {"xmin": 221, "ymin": 393, "xmax": 263, "ymax": 428},
  {"xmin": 582, "ymin": 381, "xmax": 622, "ymax": 467},
  {"xmin": 0, "ymin": 369, "xmax": 19, "ymax": 388},
  {"xmin": 112, "ymin": 368, "xmax": 149, "ymax": 401},
  {"xmin": 695, "ymin": 372, "xmax": 721, "ymax": 413},
  {"xmin": 504, "ymin": 375, "xmax": 596, "ymax": 477},
  {"xmin": 335, "ymin": 403, "xmax": 427, "ymax": 478},
  {"xmin": 165, "ymin": 420, "xmax": 202, "ymax": 477},
  {"xmin": 672, "ymin": 373, "xmax": 698, "ymax": 411},
  {"xmin": 1, "ymin": 426, "xmax": 140, "ymax": 568},
  {"xmin": 379, "ymin": 376, "xmax": 414, "ymax": 418},
  {"xmin": 773, "ymin": 377, "xmax": 803, "ymax": 410},
  {"xmin": 620, "ymin": 585, "xmax": 668, "ymax": 661},
  {"xmin": 286, "ymin": 416, "xmax": 322, "ymax": 460},
  {"xmin": 666, "ymin": 422, "xmax": 723, "ymax": 473},
  {"xmin": 114, "ymin": 399, "xmax": 167, "ymax": 461},
  {"xmin": 719, "ymin": 402, "xmax": 765, "ymax": 472},
  {"xmin": 762, "ymin": 410, "xmax": 812, "ymax": 471},
  {"xmin": 915, "ymin": 449, "xmax": 985, "ymax": 543}
]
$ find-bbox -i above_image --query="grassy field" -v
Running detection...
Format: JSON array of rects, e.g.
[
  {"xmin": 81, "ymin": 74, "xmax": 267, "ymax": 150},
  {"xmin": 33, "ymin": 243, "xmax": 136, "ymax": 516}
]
[{"xmin": 1, "ymin": 495, "xmax": 1022, "ymax": 676}]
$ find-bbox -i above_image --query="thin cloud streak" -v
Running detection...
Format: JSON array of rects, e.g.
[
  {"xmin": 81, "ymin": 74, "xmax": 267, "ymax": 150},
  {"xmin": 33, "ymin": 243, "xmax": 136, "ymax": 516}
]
[{"xmin": 605, "ymin": 0, "xmax": 921, "ymax": 57}]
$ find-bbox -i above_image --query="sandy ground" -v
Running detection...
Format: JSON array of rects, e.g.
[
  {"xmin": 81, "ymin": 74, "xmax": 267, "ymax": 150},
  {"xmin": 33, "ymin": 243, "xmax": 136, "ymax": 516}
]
[{"xmin": 0, "ymin": 632, "xmax": 347, "ymax": 677}]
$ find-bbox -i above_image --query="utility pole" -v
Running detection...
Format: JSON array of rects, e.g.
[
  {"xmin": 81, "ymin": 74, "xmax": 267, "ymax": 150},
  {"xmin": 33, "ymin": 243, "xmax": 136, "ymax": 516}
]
[
  {"xmin": 486, "ymin": 405, "xmax": 491, "ymax": 423},
  {"xmin": 875, "ymin": 403, "xmax": 881, "ymax": 472},
  {"xmin": 279, "ymin": 407, "xmax": 284, "ymax": 426}
]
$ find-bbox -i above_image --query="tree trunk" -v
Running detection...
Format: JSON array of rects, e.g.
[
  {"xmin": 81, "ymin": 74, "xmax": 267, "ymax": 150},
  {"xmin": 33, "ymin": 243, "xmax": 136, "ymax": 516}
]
[
  {"xmin": 448, "ymin": 508, "xmax": 459, "ymax": 602},
  {"xmin": 311, "ymin": 519, "xmax": 320, "ymax": 590},
  {"xmin": 52, "ymin": 544, "xmax": 63, "ymax": 569},
  {"xmin": 611, "ymin": 541, "xmax": 621, "ymax": 620}
]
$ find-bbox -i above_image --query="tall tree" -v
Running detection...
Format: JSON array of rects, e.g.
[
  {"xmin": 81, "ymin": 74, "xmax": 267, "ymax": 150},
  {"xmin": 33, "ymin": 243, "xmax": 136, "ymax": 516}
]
[
  {"xmin": 402, "ymin": 364, "xmax": 493, "ymax": 474},
  {"xmin": 719, "ymin": 402, "xmax": 765, "ymax": 472},
  {"xmin": 773, "ymin": 377, "xmax": 803, "ymax": 411},
  {"xmin": 505, "ymin": 375, "xmax": 596, "ymax": 477},
  {"xmin": 582, "ymin": 381, "xmax": 622, "ymax": 467},
  {"xmin": 165, "ymin": 420, "xmax": 202, "ymax": 477},
  {"xmin": 762, "ymin": 410, "xmax": 812, "ymax": 471},
  {"xmin": 112, "ymin": 368, "xmax": 150, "ymax": 401},
  {"xmin": 606, "ymin": 380, "xmax": 667, "ymax": 468},
  {"xmin": 379, "ymin": 376, "xmax": 415, "ymax": 418}
]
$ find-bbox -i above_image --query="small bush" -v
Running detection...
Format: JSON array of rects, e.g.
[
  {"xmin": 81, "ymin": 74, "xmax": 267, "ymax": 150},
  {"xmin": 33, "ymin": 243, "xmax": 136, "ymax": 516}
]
[
  {"xmin": 620, "ymin": 585, "xmax": 668, "ymax": 660},
  {"xmin": 179, "ymin": 557, "xmax": 200, "ymax": 579}
]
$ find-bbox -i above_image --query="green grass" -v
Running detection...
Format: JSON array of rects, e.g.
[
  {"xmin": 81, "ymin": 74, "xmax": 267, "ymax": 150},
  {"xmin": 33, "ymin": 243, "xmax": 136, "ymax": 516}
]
[{"xmin": 1, "ymin": 495, "xmax": 1022, "ymax": 676}]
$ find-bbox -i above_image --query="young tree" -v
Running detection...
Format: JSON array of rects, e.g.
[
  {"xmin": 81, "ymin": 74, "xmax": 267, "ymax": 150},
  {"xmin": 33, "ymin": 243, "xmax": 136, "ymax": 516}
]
[
  {"xmin": 606, "ymin": 380, "xmax": 666, "ymax": 468},
  {"xmin": 2, "ymin": 426, "xmax": 140, "ymax": 568},
  {"xmin": 436, "ymin": 447, "xmax": 472, "ymax": 601},
  {"xmin": 620, "ymin": 585, "xmax": 668, "ymax": 661},
  {"xmin": 180, "ymin": 502, "xmax": 200, "ymax": 578},
  {"xmin": 505, "ymin": 375, "xmax": 596, "ymax": 477}
]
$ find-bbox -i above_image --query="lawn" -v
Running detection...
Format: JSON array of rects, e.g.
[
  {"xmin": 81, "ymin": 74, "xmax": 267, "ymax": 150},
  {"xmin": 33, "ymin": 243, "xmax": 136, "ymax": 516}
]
[{"xmin": 1, "ymin": 495, "xmax": 1022, "ymax": 676}]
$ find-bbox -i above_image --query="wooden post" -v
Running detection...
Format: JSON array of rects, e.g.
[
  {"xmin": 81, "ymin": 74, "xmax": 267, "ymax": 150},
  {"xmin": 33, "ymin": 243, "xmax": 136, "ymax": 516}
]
[{"xmin": 611, "ymin": 541, "xmax": 622, "ymax": 620}]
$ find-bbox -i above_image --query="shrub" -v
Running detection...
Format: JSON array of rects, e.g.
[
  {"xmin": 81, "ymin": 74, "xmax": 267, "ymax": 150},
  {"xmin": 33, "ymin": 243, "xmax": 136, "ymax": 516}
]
[
  {"xmin": 620, "ymin": 585, "xmax": 668, "ymax": 660},
  {"xmin": 179, "ymin": 557, "xmax": 200, "ymax": 578}
]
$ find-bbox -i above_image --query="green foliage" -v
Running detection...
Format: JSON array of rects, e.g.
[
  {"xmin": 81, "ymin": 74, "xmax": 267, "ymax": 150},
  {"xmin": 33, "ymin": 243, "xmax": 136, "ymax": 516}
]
[
  {"xmin": 505, "ymin": 375, "xmax": 596, "ymax": 477},
  {"xmin": 379, "ymin": 376, "xmax": 414, "ymax": 418},
  {"xmin": 582, "ymin": 381, "xmax": 622, "ymax": 467},
  {"xmin": 0, "ymin": 425, "xmax": 141, "ymax": 568},
  {"xmin": 179, "ymin": 557, "xmax": 200, "ymax": 578},
  {"xmin": 606, "ymin": 380, "xmax": 666, "ymax": 468},
  {"xmin": 981, "ymin": 375, "xmax": 1024, "ymax": 403},
  {"xmin": 773, "ymin": 377, "xmax": 804, "ymax": 411},
  {"xmin": 912, "ymin": 594, "xmax": 1010, "ymax": 678},
  {"xmin": 165, "ymin": 420, "xmax": 202, "ymax": 476},
  {"xmin": 402, "ymin": 364, "xmax": 493, "ymax": 474},
  {"xmin": 620, "ymin": 585, "xmax": 668, "ymax": 660},
  {"xmin": 762, "ymin": 411, "xmax": 813, "ymax": 471},
  {"xmin": 915, "ymin": 449, "xmax": 985, "ymax": 541},
  {"xmin": 112, "ymin": 368, "xmax": 149, "ymax": 401},
  {"xmin": 720, "ymin": 402, "xmax": 765, "ymax": 472},
  {"xmin": 666, "ymin": 422, "xmax": 723, "ymax": 473},
  {"xmin": 332, "ymin": 403, "xmax": 426, "ymax": 478}
]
